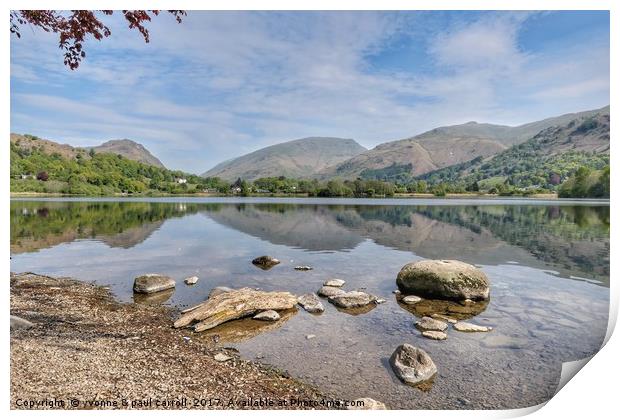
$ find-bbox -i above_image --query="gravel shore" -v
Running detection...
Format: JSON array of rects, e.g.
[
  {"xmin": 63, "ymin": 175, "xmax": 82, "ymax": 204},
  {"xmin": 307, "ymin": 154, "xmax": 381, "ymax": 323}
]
[{"xmin": 10, "ymin": 272, "xmax": 334, "ymax": 410}]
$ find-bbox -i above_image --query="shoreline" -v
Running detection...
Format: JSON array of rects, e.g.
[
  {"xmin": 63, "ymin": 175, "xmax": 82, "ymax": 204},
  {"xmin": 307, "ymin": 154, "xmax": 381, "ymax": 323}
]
[{"xmin": 10, "ymin": 272, "xmax": 340, "ymax": 410}]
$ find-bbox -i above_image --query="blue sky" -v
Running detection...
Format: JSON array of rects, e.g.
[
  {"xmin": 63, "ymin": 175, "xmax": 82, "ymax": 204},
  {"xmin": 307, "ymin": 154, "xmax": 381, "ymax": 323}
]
[{"xmin": 10, "ymin": 11, "xmax": 610, "ymax": 173}]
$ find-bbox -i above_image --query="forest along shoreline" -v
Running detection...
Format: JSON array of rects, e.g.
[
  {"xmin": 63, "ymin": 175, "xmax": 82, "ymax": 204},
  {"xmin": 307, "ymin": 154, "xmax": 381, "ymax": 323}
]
[{"xmin": 9, "ymin": 272, "xmax": 352, "ymax": 410}]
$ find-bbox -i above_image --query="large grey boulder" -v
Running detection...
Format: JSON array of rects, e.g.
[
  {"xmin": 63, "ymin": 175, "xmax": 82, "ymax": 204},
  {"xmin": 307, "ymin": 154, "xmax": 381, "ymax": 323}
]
[
  {"xmin": 390, "ymin": 344, "xmax": 437, "ymax": 386},
  {"xmin": 133, "ymin": 274, "xmax": 176, "ymax": 294},
  {"xmin": 328, "ymin": 291, "xmax": 374, "ymax": 309},
  {"xmin": 396, "ymin": 260, "xmax": 489, "ymax": 301},
  {"xmin": 297, "ymin": 293, "xmax": 324, "ymax": 313}
]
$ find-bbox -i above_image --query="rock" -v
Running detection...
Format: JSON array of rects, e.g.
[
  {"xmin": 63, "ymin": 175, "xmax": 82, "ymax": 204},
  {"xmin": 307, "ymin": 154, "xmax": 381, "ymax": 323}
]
[
  {"xmin": 431, "ymin": 314, "xmax": 457, "ymax": 324},
  {"xmin": 294, "ymin": 265, "xmax": 313, "ymax": 271},
  {"xmin": 347, "ymin": 398, "xmax": 387, "ymax": 410},
  {"xmin": 297, "ymin": 293, "xmax": 324, "ymax": 313},
  {"xmin": 208, "ymin": 286, "xmax": 235, "ymax": 299},
  {"xmin": 422, "ymin": 331, "xmax": 447, "ymax": 340},
  {"xmin": 453, "ymin": 321, "xmax": 493, "ymax": 332},
  {"xmin": 214, "ymin": 353, "xmax": 233, "ymax": 362},
  {"xmin": 392, "ymin": 290, "xmax": 401, "ymax": 294},
  {"xmin": 174, "ymin": 288, "xmax": 297, "ymax": 332},
  {"xmin": 415, "ymin": 316, "xmax": 448, "ymax": 332},
  {"xmin": 374, "ymin": 298, "xmax": 387, "ymax": 304},
  {"xmin": 252, "ymin": 256, "xmax": 280, "ymax": 270},
  {"xmin": 133, "ymin": 274, "xmax": 176, "ymax": 294},
  {"xmin": 306, "ymin": 334, "xmax": 316, "ymax": 340},
  {"xmin": 253, "ymin": 310, "xmax": 281, "ymax": 321},
  {"xmin": 396, "ymin": 259, "xmax": 490, "ymax": 301},
  {"xmin": 389, "ymin": 344, "xmax": 437, "ymax": 386},
  {"xmin": 324, "ymin": 278, "xmax": 346, "ymax": 287},
  {"xmin": 184, "ymin": 276, "xmax": 199, "ymax": 285},
  {"xmin": 328, "ymin": 291, "xmax": 375, "ymax": 309},
  {"xmin": 402, "ymin": 295, "xmax": 422, "ymax": 305},
  {"xmin": 317, "ymin": 285, "xmax": 345, "ymax": 298},
  {"xmin": 10, "ymin": 315, "xmax": 34, "ymax": 330}
]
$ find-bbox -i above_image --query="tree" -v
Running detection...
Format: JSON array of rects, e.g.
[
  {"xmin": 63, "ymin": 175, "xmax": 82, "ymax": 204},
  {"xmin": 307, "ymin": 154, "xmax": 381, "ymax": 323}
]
[
  {"xmin": 36, "ymin": 171, "xmax": 49, "ymax": 181},
  {"xmin": 10, "ymin": 10, "xmax": 186, "ymax": 69}
]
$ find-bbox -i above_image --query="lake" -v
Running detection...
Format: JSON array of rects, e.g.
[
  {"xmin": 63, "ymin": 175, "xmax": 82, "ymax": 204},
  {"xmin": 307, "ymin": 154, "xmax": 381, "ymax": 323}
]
[{"xmin": 10, "ymin": 197, "xmax": 610, "ymax": 409}]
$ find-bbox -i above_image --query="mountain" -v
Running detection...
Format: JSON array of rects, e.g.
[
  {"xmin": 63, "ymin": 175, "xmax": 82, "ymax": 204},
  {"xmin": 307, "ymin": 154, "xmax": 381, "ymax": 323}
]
[
  {"xmin": 90, "ymin": 139, "xmax": 165, "ymax": 168},
  {"xmin": 419, "ymin": 107, "xmax": 610, "ymax": 190},
  {"xmin": 319, "ymin": 106, "xmax": 609, "ymax": 180},
  {"xmin": 202, "ymin": 137, "xmax": 367, "ymax": 181},
  {"xmin": 10, "ymin": 134, "xmax": 165, "ymax": 168}
]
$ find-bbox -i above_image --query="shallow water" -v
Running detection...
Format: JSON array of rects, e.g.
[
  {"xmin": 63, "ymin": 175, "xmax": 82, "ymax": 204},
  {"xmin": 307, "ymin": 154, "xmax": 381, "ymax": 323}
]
[{"xmin": 10, "ymin": 198, "xmax": 610, "ymax": 409}]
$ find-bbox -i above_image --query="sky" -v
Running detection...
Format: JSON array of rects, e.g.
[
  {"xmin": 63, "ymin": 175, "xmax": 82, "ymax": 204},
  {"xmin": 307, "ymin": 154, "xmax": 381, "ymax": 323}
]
[{"xmin": 10, "ymin": 10, "xmax": 610, "ymax": 173}]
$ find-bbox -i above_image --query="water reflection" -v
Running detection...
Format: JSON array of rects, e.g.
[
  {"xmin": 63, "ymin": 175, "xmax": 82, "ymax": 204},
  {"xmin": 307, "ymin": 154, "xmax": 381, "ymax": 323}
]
[{"xmin": 11, "ymin": 200, "xmax": 609, "ymax": 286}]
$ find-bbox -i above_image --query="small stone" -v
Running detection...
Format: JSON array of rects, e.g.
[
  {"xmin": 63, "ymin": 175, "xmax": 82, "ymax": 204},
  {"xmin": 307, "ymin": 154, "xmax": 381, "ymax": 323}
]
[
  {"xmin": 324, "ymin": 279, "xmax": 346, "ymax": 287},
  {"xmin": 392, "ymin": 290, "xmax": 401, "ymax": 294},
  {"xmin": 133, "ymin": 274, "xmax": 176, "ymax": 294},
  {"xmin": 184, "ymin": 276, "xmax": 199, "ymax": 285},
  {"xmin": 453, "ymin": 321, "xmax": 493, "ymax": 332},
  {"xmin": 294, "ymin": 265, "xmax": 313, "ymax": 271},
  {"xmin": 214, "ymin": 353, "xmax": 233, "ymax": 362},
  {"xmin": 402, "ymin": 295, "xmax": 422, "ymax": 305},
  {"xmin": 415, "ymin": 316, "xmax": 448, "ymax": 332},
  {"xmin": 306, "ymin": 334, "xmax": 316, "ymax": 340},
  {"xmin": 317, "ymin": 286, "xmax": 345, "ymax": 298},
  {"xmin": 297, "ymin": 293, "xmax": 324, "ymax": 313},
  {"xmin": 347, "ymin": 398, "xmax": 387, "ymax": 410},
  {"xmin": 252, "ymin": 256, "xmax": 280, "ymax": 270},
  {"xmin": 390, "ymin": 344, "xmax": 437, "ymax": 385},
  {"xmin": 253, "ymin": 310, "xmax": 280, "ymax": 321},
  {"xmin": 328, "ymin": 291, "xmax": 374, "ymax": 309},
  {"xmin": 431, "ymin": 314, "xmax": 457, "ymax": 324},
  {"xmin": 182, "ymin": 336, "xmax": 191, "ymax": 342},
  {"xmin": 422, "ymin": 331, "xmax": 447, "ymax": 340},
  {"xmin": 10, "ymin": 315, "xmax": 34, "ymax": 330},
  {"xmin": 374, "ymin": 298, "xmax": 387, "ymax": 304}
]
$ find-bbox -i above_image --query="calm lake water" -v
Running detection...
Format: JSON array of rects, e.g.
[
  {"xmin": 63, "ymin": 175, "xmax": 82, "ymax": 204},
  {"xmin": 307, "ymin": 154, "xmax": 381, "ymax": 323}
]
[{"xmin": 10, "ymin": 197, "xmax": 610, "ymax": 409}]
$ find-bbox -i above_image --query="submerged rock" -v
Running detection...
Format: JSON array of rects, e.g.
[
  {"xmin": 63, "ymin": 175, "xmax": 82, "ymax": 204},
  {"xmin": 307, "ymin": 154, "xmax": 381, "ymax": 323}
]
[
  {"xmin": 422, "ymin": 331, "xmax": 447, "ymax": 340},
  {"xmin": 208, "ymin": 286, "xmax": 235, "ymax": 299},
  {"xmin": 253, "ymin": 310, "xmax": 281, "ymax": 321},
  {"xmin": 328, "ymin": 291, "xmax": 375, "ymax": 309},
  {"xmin": 133, "ymin": 274, "xmax": 176, "ymax": 294},
  {"xmin": 297, "ymin": 293, "xmax": 324, "ymax": 313},
  {"xmin": 347, "ymin": 398, "xmax": 387, "ymax": 410},
  {"xmin": 294, "ymin": 265, "xmax": 313, "ymax": 271},
  {"xmin": 402, "ymin": 295, "xmax": 422, "ymax": 305},
  {"xmin": 174, "ymin": 288, "xmax": 297, "ymax": 332},
  {"xmin": 396, "ymin": 259, "xmax": 490, "ymax": 301},
  {"xmin": 415, "ymin": 316, "xmax": 448, "ymax": 332},
  {"xmin": 252, "ymin": 256, "xmax": 280, "ymax": 270},
  {"xmin": 184, "ymin": 276, "xmax": 199, "ymax": 285},
  {"xmin": 10, "ymin": 315, "xmax": 34, "ymax": 331},
  {"xmin": 317, "ymin": 285, "xmax": 345, "ymax": 298},
  {"xmin": 453, "ymin": 321, "xmax": 493, "ymax": 332},
  {"xmin": 324, "ymin": 278, "xmax": 346, "ymax": 287},
  {"xmin": 390, "ymin": 344, "xmax": 437, "ymax": 386}
]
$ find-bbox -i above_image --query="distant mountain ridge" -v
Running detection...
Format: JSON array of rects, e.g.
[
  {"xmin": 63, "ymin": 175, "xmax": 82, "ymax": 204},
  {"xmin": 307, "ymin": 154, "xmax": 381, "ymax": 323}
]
[
  {"xmin": 202, "ymin": 137, "xmax": 367, "ymax": 181},
  {"xmin": 10, "ymin": 134, "xmax": 165, "ymax": 168},
  {"xmin": 318, "ymin": 106, "xmax": 609, "ymax": 180}
]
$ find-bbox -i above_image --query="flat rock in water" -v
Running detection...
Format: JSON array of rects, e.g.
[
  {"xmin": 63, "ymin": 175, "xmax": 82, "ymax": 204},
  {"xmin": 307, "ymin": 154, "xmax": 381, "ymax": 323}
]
[
  {"xmin": 415, "ymin": 316, "xmax": 448, "ymax": 332},
  {"xmin": 184, "ymin": 276, "xmax": 199, "ymax": 285},
  {"xmin": 324, "ymin": 278, "xmax": 345, "ymax": 287},
  {"xmin": 347, "ymin": 398, "xmax": 387, "ymax": 410},
  {"xmin": 133, "ymin": 274, "xmax": 176, "ymax": 294},
  {"xmin": 214, "ymin": 353, "xmax": 233, "ymax": 362},
  {"xmin": 431, "ymin": 313, "xmax": 457, "ymax": 324},
  {"xmin": 328, "ymin": 291, "xmax": 374, "ymax": 309},
  {"xmin": 208, "ymin": 286, "xmax": 235, "ymax": 299},
  {"xmin": 317, "ymin": 286, "xmax": 345, "ymax": 298},
  {"xmin": 294, "ymin": 266, "xmax": 313, "ymax": 271},
  {"xmin": 422, "ymin": 330, "xmax": 447, "ymax": 340},
  {"xmin": 251, "ymin": 256, "xmax": 280, "ymax": 270},
  {"xmin": 253, "ymin": 310, "xmax": 281, "ymax": 321},
  {"xmin": 396, "ymin": 259, "xmax": 490, "ymax": 301},
  {"xmin": 390, "ymin": 343, "xmax": 437, "ymax": 386},
  {"xmin": 297, "ymin": 293, "xmax": 324, "ymax": 313},
  {"xmin": 453, "ymin": 321, "xmax": 493, "ymax": 332},
  {"xmin": 174, "ymin": 288, "xmax": 297, "ymax": 332},
  {"xmin": 402, "ymin": 295, "xmax": 422, "ymax": 305},
  {"xmin": 10, "ymin": 315, "xmax": 34, "ymax": 330}
]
